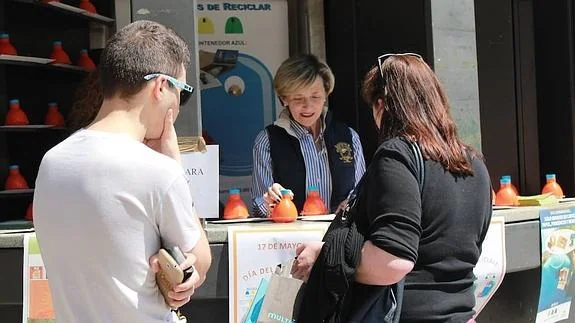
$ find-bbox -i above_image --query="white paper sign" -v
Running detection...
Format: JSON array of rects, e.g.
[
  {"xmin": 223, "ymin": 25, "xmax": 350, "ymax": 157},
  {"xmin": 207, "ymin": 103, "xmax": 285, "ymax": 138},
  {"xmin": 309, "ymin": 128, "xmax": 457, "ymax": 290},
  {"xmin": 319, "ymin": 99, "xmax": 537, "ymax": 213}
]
[
  {"xmin": 473, "ymin": 215, "xmax": 507, "ymax": 317},
  {"xmin": 227, "ymin": 222, "xmax": 329, "ymax": 323},
  {"xmin": 181, "ymin": 145, "xmax": 219, "ymax": 218}
]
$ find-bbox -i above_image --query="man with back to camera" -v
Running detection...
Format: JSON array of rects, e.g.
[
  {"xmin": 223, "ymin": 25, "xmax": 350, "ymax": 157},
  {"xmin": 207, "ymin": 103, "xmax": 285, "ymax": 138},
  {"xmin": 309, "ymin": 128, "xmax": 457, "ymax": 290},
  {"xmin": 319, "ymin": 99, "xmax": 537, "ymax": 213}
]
[{"xmin": 33, "ymin": 20, "xmax": 212, "ymax": 322}]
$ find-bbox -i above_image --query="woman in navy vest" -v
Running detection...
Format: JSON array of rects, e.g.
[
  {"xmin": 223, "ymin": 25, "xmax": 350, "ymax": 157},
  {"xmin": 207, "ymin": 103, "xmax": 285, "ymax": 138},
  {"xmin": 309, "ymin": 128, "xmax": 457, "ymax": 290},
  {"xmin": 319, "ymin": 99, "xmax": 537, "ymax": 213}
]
[{"xmin": 250, "ymin": 54, "xmax": 366, "ymax": 217}]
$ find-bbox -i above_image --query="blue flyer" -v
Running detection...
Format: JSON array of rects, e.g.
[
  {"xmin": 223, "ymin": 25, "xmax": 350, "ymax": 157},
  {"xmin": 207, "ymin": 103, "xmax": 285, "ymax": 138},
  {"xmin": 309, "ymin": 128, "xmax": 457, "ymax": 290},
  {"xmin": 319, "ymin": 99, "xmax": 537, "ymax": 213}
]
[{"xmin": 537, "ymin": 206, "xmax": 575, "ymax": 323}]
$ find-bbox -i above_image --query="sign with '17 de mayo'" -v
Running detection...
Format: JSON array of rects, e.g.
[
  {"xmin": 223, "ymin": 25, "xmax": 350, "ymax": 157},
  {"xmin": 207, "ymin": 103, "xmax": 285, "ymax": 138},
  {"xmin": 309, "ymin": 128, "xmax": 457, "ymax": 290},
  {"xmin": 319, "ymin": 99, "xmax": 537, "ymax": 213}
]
[{"xmin": 227, "ymin": 222, "xmax": 329, "ymax": 323}]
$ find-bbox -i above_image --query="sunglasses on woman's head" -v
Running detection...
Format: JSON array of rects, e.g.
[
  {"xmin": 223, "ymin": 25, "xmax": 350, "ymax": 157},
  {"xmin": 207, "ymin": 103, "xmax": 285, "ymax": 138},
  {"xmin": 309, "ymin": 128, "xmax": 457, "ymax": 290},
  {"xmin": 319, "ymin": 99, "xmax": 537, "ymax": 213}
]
[
  {"xmin": 143, "ymin": 73, "xmax": 194, "ymax": 106},
  {"xmin": 377, "ymin": 53, "xmax": 423, "ymax": 78}
]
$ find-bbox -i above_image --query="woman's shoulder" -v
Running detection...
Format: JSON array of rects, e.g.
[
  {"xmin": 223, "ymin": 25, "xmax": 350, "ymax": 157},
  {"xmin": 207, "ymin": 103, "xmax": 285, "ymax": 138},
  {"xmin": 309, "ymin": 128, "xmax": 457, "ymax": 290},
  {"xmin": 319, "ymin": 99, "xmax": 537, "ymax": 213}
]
[
  {"xmin": 253, "ymin": 128, "xmax": 270, "ymax": 148},
  {"xmin": 375, "ymin": 137, "xmax": 413, "ymax": 157}
]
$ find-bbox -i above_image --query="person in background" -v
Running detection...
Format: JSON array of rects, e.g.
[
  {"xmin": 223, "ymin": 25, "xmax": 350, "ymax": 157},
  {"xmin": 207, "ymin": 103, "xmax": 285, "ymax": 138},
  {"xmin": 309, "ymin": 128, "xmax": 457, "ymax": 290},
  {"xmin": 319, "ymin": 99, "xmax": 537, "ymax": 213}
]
[
  {"xmin": 293, "ymin": 53, "xmax": 492, "ymax": 323},
  {"xmin": 251, "ymin": 54, "xmax": 366, "ymax": 217},
  {"xmin": 68, "ymin": 70, "xmax": 103, "ymax": 133},
  {"xmin": 33, "ymin": 20, "xmax": 211, "ymax": 323}
]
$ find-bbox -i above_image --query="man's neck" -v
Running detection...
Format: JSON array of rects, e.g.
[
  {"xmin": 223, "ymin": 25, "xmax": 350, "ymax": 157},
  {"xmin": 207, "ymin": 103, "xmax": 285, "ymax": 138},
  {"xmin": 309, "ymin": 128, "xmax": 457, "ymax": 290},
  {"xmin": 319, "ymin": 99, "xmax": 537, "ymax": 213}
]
[{"xmin": 87, "ymin": 98, "xmax": 147, "ymax": 142}]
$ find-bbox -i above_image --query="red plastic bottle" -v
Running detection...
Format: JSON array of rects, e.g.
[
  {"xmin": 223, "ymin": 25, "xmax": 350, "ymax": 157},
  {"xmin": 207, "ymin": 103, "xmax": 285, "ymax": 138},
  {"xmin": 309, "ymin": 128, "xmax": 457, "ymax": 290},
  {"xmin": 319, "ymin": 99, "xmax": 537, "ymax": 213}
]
[
  {"xmin": 79, "ymin": 0, "xmax": 98, "ymax": 14},
  {"xmin": 542, "ymin": 174, "xmax": 564, "ymax": 198},
  {"xmin": 77, "ymin": 49, "xmax": 96, "ymax": 71},
  {"xmin": 0, "ymin": 33, "xmax": 17, "ymax": 55},
  {"xmin": 45, "ymin": 102, "xmax": 65, "ymax": 127},
  {"xmin": 223, "ymin": 188, "xmax": 249, "ymax": 219},
  {"xmin": 495, "ymin": 177, "xmax": 517, "ymax": 206},
  {"xmin": 5, "ymin": 99, "xmax": 29, "ymax": 125},
  {"xmin": 50, "ymin": 41, "xmax": 71, "ymax": 65},
  {"xmin": 5, "ymin": 165, "xmax": 29, "ymax": 190},
  {"xmin": 26, "ymin": 203, "xmax": 33, "ymax": 222},
  {"xmin": 271, "ymin": 189, "xmax": 298, "ymax": 223},
  {"xmin": 301, "ymin": 185, "xmax": 328, "ymax": 215}
]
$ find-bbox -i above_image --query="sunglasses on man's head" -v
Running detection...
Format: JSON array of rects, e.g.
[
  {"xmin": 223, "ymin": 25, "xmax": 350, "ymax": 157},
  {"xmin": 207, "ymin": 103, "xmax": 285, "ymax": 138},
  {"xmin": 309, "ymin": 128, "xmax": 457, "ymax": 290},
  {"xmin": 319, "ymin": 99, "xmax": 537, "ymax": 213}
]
[
  {"xmin": 143, "ymin": 73, "xmax": 194, "ymax": 106},
  {"xmin": 377, "ymin": 53, "xmax": 423, "ymax": 78}
]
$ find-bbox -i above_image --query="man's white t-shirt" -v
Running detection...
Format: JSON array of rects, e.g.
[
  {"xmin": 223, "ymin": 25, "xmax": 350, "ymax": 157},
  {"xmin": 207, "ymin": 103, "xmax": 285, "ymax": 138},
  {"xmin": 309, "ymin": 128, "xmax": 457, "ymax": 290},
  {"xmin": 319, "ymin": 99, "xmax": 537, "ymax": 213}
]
[{"xmin": 33, "ymin": 129, "xmax": 201, "ymax": 323}]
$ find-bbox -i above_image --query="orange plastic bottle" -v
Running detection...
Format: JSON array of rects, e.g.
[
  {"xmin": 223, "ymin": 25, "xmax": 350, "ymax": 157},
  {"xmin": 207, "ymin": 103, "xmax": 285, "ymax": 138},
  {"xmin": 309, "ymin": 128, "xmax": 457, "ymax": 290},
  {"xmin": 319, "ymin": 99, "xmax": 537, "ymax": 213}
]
[
  {"xmin": 79, "ymin": 0, "xmax": 98, "ymax": 14},
  {"xmin": 5, "ymin": 165, "xmax": 29, "ymax": 190},
  {"xmin": 223, "ymin": 188, "xmax": 249, "ymax": 219},
  {"xmin": 77, "ymin": 49, "xmax": 96, "ymax": 71},
  {"xmin": 301, "ymin": 185, "xmax": 328, "ymax": 215},
  {"xmin": 50, "ymin": 41, "xmax": 71, "ymax": 65},
  {"xmin": 26, "ymin": 203, "xmax": 33, "ymax": 222},
  {"xmin": 5, "ymin": 99, "xmax": 29, "ymax": 125},
  {"xmin": 492, "ymin": 188, "xmax": 496, "ymax": 205},
  {"xmin": 495, "ymin": 177, "xmax": 517, "ymax": 206},
  {"xmin": 271, "ymin": 189, "xmax": 298, "ymax": 223},
  {"xmin": 45, "ymin": 102, "xmax": 65, "ymax": 126},
  {"xmin": 0, "ymin": 33, "xmax": 17, "ymax": 55},
  {"xmin": 501, "ymin": 175, "xmax": 518, "ymax": 195},
  {"xmin": 542, "ymin": 174, "xmax": 564, "ymax": 198}
]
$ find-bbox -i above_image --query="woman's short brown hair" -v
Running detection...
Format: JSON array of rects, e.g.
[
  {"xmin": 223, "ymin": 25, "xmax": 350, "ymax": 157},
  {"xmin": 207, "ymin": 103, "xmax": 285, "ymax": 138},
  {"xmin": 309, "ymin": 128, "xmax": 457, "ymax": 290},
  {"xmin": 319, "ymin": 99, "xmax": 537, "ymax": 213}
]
[{"xmin": 274, "ymin": 54, "xmax": 335, "ymax": 102}]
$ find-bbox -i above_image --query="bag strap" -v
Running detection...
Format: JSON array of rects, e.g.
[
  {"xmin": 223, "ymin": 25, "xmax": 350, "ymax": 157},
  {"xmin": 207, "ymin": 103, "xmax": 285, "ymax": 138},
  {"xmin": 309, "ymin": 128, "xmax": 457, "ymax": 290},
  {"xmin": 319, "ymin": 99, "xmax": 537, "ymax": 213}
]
[{"xmin": 406, "ymin": 140, "xmax": 425, "ymax": 194}]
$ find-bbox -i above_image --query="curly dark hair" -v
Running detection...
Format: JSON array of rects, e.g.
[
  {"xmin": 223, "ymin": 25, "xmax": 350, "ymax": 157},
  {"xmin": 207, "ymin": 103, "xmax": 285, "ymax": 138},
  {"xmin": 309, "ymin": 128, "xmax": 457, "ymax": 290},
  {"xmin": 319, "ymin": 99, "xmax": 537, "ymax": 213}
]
[{"xmin": 68, "ymin": 70, "xmax": 102, "ymax": 132}]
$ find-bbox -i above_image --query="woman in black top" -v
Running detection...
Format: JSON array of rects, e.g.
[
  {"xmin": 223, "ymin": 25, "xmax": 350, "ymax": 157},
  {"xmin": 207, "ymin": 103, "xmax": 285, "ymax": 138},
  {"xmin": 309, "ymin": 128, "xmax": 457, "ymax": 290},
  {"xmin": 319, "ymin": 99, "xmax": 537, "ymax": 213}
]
[{"xmin": 293, "ymin": 53, "xmax": 492, "ymax": 323}]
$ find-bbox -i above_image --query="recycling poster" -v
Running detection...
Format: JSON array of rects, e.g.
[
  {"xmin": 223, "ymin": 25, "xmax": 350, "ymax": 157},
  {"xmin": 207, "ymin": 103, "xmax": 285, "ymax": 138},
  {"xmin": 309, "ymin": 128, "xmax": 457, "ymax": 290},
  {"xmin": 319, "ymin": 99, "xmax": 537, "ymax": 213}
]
[{"xmin": 196, "ymin": 0, "xmax": 290, "ymax": 207}]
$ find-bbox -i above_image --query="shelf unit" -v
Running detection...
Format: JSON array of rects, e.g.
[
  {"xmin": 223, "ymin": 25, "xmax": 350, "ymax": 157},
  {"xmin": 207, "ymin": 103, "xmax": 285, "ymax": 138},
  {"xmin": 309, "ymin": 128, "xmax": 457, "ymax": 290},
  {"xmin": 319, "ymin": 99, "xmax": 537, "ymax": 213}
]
[
  {"xmin": 12, "ymin": 0, "xmax": 115, "ymax": 25},
  {"xmin": 0, "ymin": 55, "xmax": 91, "ymax": 74},
  {"xmin": 0, "ymin": 0, "xmax": 115, "ymax": 226},
  {"xmin": 0, "ymin": 125, "xmax": 67, "ymax": 131}
]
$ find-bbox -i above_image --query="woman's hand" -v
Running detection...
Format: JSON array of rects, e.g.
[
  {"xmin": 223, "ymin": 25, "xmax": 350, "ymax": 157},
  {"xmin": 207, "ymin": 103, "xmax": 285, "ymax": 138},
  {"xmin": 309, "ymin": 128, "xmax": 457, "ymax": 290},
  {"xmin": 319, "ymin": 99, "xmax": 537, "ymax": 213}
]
[
  {"xmin": 291, "ymin": 241, "xmax": 324, "ymax": 281},
  {"xmin": 334, "ymin": 199, "xmax": 349, "ymax": 214},
  {"xmin": 263, "ymin": 183, "xmax": 294, "ymax": 214}
]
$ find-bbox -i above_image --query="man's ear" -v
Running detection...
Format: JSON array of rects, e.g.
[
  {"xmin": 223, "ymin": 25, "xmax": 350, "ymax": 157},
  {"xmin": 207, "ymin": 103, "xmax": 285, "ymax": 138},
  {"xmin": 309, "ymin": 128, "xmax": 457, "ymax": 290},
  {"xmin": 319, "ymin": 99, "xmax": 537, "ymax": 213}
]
[{"xmin": 151, "ymin": 77, "xmax": 167, "ymax": 102}]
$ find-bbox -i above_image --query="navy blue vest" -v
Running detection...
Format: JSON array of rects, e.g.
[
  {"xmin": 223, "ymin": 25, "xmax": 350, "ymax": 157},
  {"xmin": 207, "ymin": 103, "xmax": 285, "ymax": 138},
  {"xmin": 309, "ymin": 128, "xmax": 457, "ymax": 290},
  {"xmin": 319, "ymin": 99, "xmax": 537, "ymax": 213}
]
[{"xmin": 266, "ymin": 112, "xmax": 356, "ymax": 212}]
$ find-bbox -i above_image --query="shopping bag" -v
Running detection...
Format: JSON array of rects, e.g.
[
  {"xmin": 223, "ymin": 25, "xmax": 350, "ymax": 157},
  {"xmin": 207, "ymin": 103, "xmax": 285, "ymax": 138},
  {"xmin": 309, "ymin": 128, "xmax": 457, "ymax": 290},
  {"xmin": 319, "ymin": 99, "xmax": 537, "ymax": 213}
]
[{"xmin": 257, "ymin": 261, "xmax": 305, "ymax": 323}]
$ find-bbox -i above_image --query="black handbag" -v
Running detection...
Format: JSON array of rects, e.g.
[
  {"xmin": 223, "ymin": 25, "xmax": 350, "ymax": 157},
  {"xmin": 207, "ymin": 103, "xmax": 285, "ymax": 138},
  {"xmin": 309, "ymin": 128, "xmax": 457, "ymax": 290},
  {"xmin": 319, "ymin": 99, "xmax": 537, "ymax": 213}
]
[{"xmin": 297, "ymin": 139, "xmax": 424, "ymax": 323}]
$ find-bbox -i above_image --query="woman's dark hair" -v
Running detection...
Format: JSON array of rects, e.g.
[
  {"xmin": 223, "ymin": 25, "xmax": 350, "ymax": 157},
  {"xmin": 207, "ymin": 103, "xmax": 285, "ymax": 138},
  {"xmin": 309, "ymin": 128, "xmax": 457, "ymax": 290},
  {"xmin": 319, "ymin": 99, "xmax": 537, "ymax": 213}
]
[{"xmin": 361, "ymin": 55, "xmax": 479, "ymax": 175}]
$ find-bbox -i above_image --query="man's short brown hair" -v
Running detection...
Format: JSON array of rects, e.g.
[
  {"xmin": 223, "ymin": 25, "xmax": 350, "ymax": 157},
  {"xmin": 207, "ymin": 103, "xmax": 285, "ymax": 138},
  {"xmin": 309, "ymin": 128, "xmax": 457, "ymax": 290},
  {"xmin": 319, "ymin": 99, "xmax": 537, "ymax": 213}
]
[{"xmin": 98, "ymin": 20, "xmax": 191, "ymax": 98}]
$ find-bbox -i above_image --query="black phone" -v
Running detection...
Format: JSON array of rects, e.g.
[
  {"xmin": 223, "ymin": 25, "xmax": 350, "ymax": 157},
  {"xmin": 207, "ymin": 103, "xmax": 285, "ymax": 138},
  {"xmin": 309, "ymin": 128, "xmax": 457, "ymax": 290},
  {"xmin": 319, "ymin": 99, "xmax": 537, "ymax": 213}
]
[{"xmin": 167, "ymin": 246, "xmax": 194, "ymax": 282}]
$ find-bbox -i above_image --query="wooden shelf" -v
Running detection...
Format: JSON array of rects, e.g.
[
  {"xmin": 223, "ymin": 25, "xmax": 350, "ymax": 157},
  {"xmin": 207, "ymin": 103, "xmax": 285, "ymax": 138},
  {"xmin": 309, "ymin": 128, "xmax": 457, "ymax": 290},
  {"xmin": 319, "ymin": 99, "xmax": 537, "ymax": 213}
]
[
  {"xmin": 0, "ymin": 220, "xmax": 34, "ymax": 231},
  {"xmin": 0, "ymin": 189, "xmax": 34, "ymax": 198},
  {"xmin": 0, "ymin": 55, "xmax": 89, "ymax": 75},
  {"xmin": 11, "ymin": 0, "xmax": 115, "ymax": 25},
  {"xmin": 0, "ymin": 125, "xmax": 67, "ymax": 132}
]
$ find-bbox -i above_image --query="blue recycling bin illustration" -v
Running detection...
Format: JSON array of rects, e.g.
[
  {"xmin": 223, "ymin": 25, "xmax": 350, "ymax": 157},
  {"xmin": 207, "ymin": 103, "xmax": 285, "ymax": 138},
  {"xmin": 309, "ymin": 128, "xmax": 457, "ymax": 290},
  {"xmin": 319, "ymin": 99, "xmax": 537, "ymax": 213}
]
[{"xmin": 201, "ymin": 52, "xmax": 276, "ymax": 177}]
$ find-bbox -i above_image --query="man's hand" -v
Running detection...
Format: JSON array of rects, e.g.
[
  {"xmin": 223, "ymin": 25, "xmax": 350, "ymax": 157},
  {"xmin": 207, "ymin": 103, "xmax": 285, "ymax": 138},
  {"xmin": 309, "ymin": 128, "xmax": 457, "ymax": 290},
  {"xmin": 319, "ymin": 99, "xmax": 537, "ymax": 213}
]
[
  {"xmin": 291, "ymin": 241, "xmax": 324, "ymax": 282},
  {"xmin": 145, "ymin": 109, "xmax": 181, "ymax": 164},
  {"xmin": 150, "ymin": 251, "xmax": 200, "ymax": 308}
]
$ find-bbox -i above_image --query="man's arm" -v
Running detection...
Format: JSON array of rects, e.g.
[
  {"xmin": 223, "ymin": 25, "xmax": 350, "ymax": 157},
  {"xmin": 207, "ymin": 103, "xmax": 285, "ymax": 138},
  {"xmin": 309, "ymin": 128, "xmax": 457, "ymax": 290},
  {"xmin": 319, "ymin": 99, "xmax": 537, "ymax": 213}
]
[
  {"xmin": 185, "ymin": 210, "xmax": 211, "ymax": 287},
  {"xmin": 151, "ymin": 177, "xmax": 212, "ymax": 309}
]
